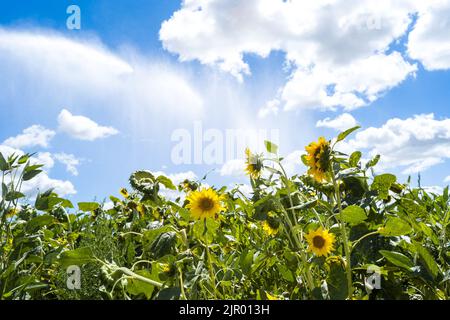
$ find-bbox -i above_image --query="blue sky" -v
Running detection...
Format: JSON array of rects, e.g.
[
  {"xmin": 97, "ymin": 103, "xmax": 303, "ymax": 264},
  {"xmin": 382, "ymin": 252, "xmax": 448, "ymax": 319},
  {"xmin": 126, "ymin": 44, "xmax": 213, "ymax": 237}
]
[{"xmin": 0, "ymin": 0, "xmax": 449, "ymax": 203}]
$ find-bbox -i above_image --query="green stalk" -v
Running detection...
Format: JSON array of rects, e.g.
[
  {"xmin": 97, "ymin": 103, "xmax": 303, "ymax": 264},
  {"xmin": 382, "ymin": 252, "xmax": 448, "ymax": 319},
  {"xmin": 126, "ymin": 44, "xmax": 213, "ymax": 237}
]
[
  {"xmin": 330, "ymin": 169, "xmax": 353, "ymax": 298},
  {"xmin": 277, "ymin": 160, "xmax": 315, "ymax": 294}
]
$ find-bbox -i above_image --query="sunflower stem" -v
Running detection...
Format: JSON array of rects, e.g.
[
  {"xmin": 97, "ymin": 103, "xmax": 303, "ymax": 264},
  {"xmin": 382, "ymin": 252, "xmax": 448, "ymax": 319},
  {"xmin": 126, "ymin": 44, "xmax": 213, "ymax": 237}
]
[
  {"xmin": 331, "ymin": 168, "xmax": 354, "ymax": 299},
  {"xmin": 277, "ymin": 160, "xmax": 315, "ymax": 294},
  {"xmin": 203, "ymin": 226, "xmax": 222, "ymax": 299}
]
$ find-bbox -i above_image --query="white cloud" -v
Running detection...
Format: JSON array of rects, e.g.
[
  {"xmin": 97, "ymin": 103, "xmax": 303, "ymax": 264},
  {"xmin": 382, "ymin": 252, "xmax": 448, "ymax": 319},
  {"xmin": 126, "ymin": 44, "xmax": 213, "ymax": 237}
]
[
  {"xmin": 422, "ymin": 185, "xmax": 444, "ymax": 194},
  {"xmin": 21, "ymin": 173, "xmax": 76, "ymax": 198},
  {"xmin": 54, "ymin": 153, "xmax": 81, "ymax": 176},
  {"xmin": 160, "ymin": 0, "xmax": 421, "ymax": 111},
  {"xmin": 408, "ymin": 0, "xmax": 450, "ymax": 70},
  {"xmin": 338, "ymin": 113, "xmax": 450, "ymax": 174},
  {"xmin": 58, "ymin": 109, "xmax": 118, "ymax": 141},
  {"xmin": 0, "ymin": 144, "xmax": 76, "ymax": 197},
  {"xmin": 2, "ymin": 125, "xmax": 55, "ymax": 149},
  {"xmin": 220, "ymin": 159, "xmax": 246, "ymax": 177},
  {"xmin": 444, "ymin": 176, "xmax": 450, "ymax": 183},
  {"xmin": 258, "ymin": 99, "xmax": 280, "ymax": 118},
  {"xmin": 34, "ymin": 152, "xmax": 55, "ymax": 170},
  {"xmin": 282, "ymin": 150, "xmax": 306, "ymax": 177},
  {"xmin": 316, "ymin": 113, "xmax": 358, "ymax": 131}
]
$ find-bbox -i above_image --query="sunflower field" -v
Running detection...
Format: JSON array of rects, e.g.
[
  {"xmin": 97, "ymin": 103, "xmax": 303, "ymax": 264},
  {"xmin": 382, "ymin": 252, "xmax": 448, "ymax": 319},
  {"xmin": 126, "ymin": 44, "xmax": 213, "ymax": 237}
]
[{"xmin": 0, "ymin": 127, "xmax": 449, "ymax": 300}]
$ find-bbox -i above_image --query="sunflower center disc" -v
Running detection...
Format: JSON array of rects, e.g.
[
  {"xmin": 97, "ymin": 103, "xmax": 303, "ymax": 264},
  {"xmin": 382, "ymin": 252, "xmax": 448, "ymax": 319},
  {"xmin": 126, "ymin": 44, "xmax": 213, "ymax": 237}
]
[
  {"xmin": 313, "ymin": 236, "xmax": 325, "ymax": 249},
  {"xmin": 199, "ymin": 197, "xmax": 214, "ymax": 211}
]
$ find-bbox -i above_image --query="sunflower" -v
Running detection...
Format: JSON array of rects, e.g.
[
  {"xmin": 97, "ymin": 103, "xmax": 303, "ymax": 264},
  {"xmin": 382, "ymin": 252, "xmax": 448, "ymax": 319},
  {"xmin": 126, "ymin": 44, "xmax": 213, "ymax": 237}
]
[
  {"xmin": 262, "ymin": 213, "xmax": 280, "ymax": 236},
  {"xmin": 304, "ymin": 137, "xmax": 331, "ymax": 182},
  {"xmin": 305, "ymin": 227, "xmax": 335, "ymax": 257},
  {"xmin": 186, "ymin": 188, "xmax": 225, "ymax": 220},
  {"xmin": 136, "ymin": 204, "xmax": 145, "ymax": 218},
  {"xmin": 119, "ymin": 188, "xmax": 129, "ymax": 198},
  {"xmin": 245, "ymin": 148, "xmax": 264, "ymax": 179},
  {"xmin": 265, "ymin": 292, "xmax": 280, "ymax": 300}
]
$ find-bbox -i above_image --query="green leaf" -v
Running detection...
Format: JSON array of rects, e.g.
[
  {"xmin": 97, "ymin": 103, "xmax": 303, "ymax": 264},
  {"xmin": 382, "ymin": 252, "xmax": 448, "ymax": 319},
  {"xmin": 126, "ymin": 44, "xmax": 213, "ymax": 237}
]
[
  {"xmin": 413, "ymin": 241, "xmax": 439, "ymax": 279},
  {"xmin": 349, "ymin": 151, "xmax": 362, "ymax": 167},
  {"xmin": 26, "ymin": 214, "xmax": 55, "ymax": 232},
  {"xmin": 2, "ymin": 183, "xmax": 7, "ymax": 198},
  {"xmin": 0, "ymin": 152, "xmax": 9, "ymax": 171},
  {"xmin": 277, "ymin": 264, "xmax": 295, "ymax": 283},
  {"xmin": 5, "ymin": 191, "xmax": 25, "ymax": 201},
  {"xmin": 156, "ymin": 287, "xmax": 181, "ymax": 300},
  {"xmin": 379, "ymin": 250, "xmax": 414, "ymax": 270},
  {"xmin": 23, "ymin": 169, "xmax": 43, "ymax": 181},
  {"xmin": 149, "ymin": 232, "xmax": 177, "ymax": 259},
  {"xmin": 127, "ymin": 269, "xmax": 156, "ymax": 299},
  {"xmin": 18, "ymin": 154, "xmax": 30, "ymax": 164},
  {"xmin": 156, "ymin": 175, "xmax": 176, "ymax": 190},
  {"xmin": 78, "ymin": 202, "xmax": 99, "ymax": 212},
  {"xmin": 59, "ymin": 247, "xmax": 93, "ymax": 268},
  {"xmin": 340, "ymin": 205, "xmax": 367, "ymax": 225},
  {"xmin": 365, "ymin": 155, "xmax": 381, "ymax": 169},
  {"xmin": 336, "ymin": 126, "xmax": 360, "ymax": 143},
  {"xmin": 379, "ymin": 217, "xmax": 412, "ymax": 237},
  {"xmin": 371, "ymin": 174, "xmax": 397, "ymax": 200},
  {"xmin": 326, "ymin": 261, "xmax": 348, "ymax": 300},
  {"xmin": 264, "ymin": 140, "xmax": 278, "ymax": 154}
]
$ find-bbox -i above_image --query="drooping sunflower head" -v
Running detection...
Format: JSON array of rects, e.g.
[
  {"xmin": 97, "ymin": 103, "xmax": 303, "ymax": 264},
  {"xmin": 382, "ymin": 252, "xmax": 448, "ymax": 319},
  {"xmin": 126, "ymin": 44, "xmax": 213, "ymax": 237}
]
[
  {"xmin": 245, "ymin": 148, "xmax": 264, "ymax": 179},
  {"xmin": 305, "ymin": 227, "xmax": 335, "ymax": 257},
  {"xmin": 305, "ymin": 137, "xmax": 331, "ymax": 182},
  {"xmin": 119, "ymin": 188, "xmax": 129, "ymax": 199},
  {"xmin": 186, "ymin": 188, "xmax": 225, "ymax": 220},
  {"xmin": 262, "ymin": 213, "xmax": 280, "ymax": 236}
]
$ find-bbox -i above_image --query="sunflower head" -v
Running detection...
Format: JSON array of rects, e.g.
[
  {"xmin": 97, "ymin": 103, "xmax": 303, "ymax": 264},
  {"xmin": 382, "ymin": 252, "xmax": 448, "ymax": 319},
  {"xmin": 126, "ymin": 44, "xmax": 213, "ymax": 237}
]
[
  {"xmin": 245, "ymin": 148, "xmax": 264, "ymax": 179},
  {"xmin": 305, "ymin": 227, "xmax": 335, "ymax": 257},
  {"xmin": 265, "ymin": 292, "xmax": 280, "ymax": 300},
  {"xmin": 186, "ymin": 188, "xmax": 225, "ymax": 220},
  {"xmin": 136, "ymin": 204, "xmax": 145, "ymax": 218},
  {"xmin": 305, "ymin": 137, "xmax": 331, "ymax": 182},
  {"xmin": 262, "ymin": 213, "xmax": 280, "ymax": 236},
  {"xmin": 120, "ymin": 188, "xmax": 129, "ymax": 199}
]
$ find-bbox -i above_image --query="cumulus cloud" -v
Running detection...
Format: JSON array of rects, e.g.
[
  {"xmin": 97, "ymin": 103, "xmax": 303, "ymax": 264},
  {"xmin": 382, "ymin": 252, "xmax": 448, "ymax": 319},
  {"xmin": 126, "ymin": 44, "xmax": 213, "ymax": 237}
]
[
  {"xmin": 21, "ymin": 173, "xmax": 76, "ymax": 198},
  {"xmin": 444, "ymin": 176, "xmax": 450, "ymax": 183},
  {"xmin": 54, "ymin": 153, "xmax": 81, "ymax": 176},
  {"xmin": 160, "ymin": 0, "xmax": 423, "ymax": 111},
  {"xmin": 316, "ymin": 113, "xmax": 358, "ymax": 131},
  {"xmin": 337, "ymin": 114, "xmax": 450, "ymax": 174},
  {"xmin": 161, "ymin": 1, "xmax": 450, "ymax": 113},
  {"xmin": 58, "ymin": 109, "xmax": 118, "ymax": 141},
  {"xmin": 220, "ymin": 159, "xmax": 246, "ymax": 177},
  {"xmin": 0, "ymin": 144, "xmax": 76, "ymax": 197},
  {"xmin": 2, "ymin": 125, "xmax": 55, "ymax": 149},
  {"xmin": 408, "ymin": 0, "xmax": 450, "ymax": 70}
]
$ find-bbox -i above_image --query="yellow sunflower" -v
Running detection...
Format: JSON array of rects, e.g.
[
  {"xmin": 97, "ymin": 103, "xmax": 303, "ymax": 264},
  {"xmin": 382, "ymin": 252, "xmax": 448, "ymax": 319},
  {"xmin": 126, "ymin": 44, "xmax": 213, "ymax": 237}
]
[
  {"xmin": 120, "ymin": 188, "xmax": 129, "ymax": 198},
  {"xmin": 262, "ymin": 213, "xmax": 280, "ymax": 236},
  {"xmin": 305, "ymin": 137, "xmax": 331, "ymax": 182},
  {"xmin": 265, "ymin": 292, "xmax": 280, "ymax": 300},
  {"xmin": 186, "ymin": 188, "xmax": 225, "ymax": 220},
  {"xmin": 262, "ymin": 221, "xmax": 278, "ymax": 236},
  {"xmin": 136, "ymin": 204, "xmax": 145, "ymax": 218},
  {"xmin": 245, "ymin": 148, "xmax": 264, "ymax": 179},
  {"xmin": 305, "ymin": 227, "xmax": 335, "ymax": 257}
]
